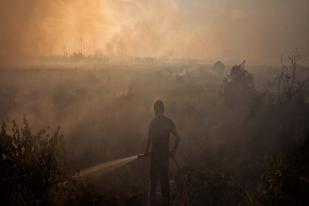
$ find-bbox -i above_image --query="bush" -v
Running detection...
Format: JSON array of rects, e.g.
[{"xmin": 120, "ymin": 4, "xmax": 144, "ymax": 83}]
[
  {"xmin": 0, "ymin": 118, "xmax": 65, "ymax": 205},
  {"xmin": 0, "ymin": 118, "xmax": 145, "ymax": 206},
  {"xmin": 221, "ymin": 63, "xmax": 256, "ymax": 107},
  {"xmin": 183, "ymin": 166, "xmax": 250, "ymax": 206},
  {"xmin": 257, "ymin": 152, "xmax": 309, "ymax": 206},
  {"xmin": 214, "ymin": 61, "xmax": 225, "ymax": 74}
]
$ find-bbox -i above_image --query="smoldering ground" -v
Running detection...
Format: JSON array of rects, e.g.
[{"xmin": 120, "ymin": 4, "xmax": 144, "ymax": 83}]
[
  {"xmin": 0, "ymin": 60, "xmax": 307, "ymax": 173},
  {"xmin": 1, "ymin": 58, "xmax": 309, "ymax": 205},
  {"xmin": 0, "ymin": 64, "xmax": 219, "ymax": 169},
  {"xmin": 1, "ymin": 0, "xmax": 309, "ymax": 205}
]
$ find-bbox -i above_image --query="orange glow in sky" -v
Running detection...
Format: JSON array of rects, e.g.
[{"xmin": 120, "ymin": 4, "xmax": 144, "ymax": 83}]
[{"xmin": 0, "ymin": 0, "xmax": 308, "ymax": 64}]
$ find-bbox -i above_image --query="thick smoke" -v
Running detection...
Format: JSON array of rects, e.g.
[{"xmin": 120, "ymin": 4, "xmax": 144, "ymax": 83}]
[{"xmin": 0, "ymin": 0, "xmax": 308, "ymax": 65}]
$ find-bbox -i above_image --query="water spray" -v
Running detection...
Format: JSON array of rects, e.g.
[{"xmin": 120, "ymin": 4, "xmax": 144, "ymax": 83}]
[
  {"xmin": 73, "ymin": 154, "xmax": 148, "ymax": 178},
  {"xmin": 73, "ymin": 153, "xmax": 189, "ymax": 206}
]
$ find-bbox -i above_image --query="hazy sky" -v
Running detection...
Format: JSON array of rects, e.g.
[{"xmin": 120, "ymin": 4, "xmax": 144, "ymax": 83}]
[{"xmin": 0, "ymin": 0, "xmax": 308, "ymax": 65}]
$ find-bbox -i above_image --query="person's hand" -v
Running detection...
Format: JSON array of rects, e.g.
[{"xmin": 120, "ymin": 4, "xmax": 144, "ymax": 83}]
[
  {"xmin": 143, "ymin": 151, "xmax": 151, "ymax": 156},
  {"xmin": 138, "ymin": 152, "xmax": 150, "ymax": 158}
]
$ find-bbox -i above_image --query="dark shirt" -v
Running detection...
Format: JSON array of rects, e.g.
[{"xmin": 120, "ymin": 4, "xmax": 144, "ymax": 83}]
[{"xmin": 149, "ymin": 115, "xmax": 175, "ymax": 166}]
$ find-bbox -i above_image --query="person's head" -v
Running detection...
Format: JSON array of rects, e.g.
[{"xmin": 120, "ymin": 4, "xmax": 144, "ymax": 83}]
[{"xmin": 154, "ymin": 100, "xmax": 164, "ymax": 116}]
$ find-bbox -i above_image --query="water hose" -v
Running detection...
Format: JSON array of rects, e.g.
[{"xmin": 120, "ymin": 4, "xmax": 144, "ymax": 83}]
[{"xmin": 171, "ymin": 156, "xmax": 190, "ymax": 206}]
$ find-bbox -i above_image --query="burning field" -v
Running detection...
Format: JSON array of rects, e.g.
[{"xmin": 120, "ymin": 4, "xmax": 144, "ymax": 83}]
[
  {"xmin": 1, "ymin": 58, "xmax": 309, "ymax": 205},
  {"xmin": 1, "ymin": 0, "xmax": 309, "ymax": 205}
]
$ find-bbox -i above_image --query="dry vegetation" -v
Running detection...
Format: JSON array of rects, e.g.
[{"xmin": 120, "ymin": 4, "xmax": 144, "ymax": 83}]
[{"xmin": 0, "ymin": 58, "xmax": 309, "ymax": 205}]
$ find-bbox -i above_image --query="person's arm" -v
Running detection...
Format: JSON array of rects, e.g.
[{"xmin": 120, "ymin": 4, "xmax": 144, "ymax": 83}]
[
  {"xmin": 170, "ymin": 128, "xmax": 180, "ymax": 156},
  {"xmin": 144, "ymin": 134, "xmax": 152, "ymax": 155},
  {"xmin": 144, "ymin": 123, "xmax": 152, "ymax": 156}
]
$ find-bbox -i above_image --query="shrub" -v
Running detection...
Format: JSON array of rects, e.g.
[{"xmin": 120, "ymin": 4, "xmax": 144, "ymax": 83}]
[
  {"xmin": 257, "ymin": 152, "xmax": 309, "ymax": 206},
  {"xmin": 221, "ymin": 63, "xmax": 256, "ymax": 107},
  {"xmin": 214, "ymin": 61, "xmax": 225, "ymax": 74},
  {"xmin": 0, "ymin": 118, "xmax": 65, "ymax": 205},
  {"xmin": 183, "ymin": 166, "xmax": 249, "ymax": 206}
]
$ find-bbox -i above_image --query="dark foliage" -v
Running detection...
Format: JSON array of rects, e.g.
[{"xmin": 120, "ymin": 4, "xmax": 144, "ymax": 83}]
[
  {"xmin": 221, "ymin": 62, "xmax": 257, "ymax": 107},
  {"xmin": 182, "ymin": 166, "xmax": 248, "ymax": 206},
  {"xmin": 0, "ymin": 118, "xmax": 143, "ymax": 206},
  {"xmin": 213, "ymin": 61, "xmax": 225, "ymax": 73},
  {"xmin": 255, "ymin": 149, "xmax": 309, "ymax": 206},
  {"xmin": 0, "ymin": 118, "xmax": 65, "ymax": 205},
  {"xmin": 1, "ymin": 61, "xmax": 309, "ymax": 206}
]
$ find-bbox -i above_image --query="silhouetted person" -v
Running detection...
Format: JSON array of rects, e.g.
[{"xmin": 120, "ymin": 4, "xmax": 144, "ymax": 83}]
[{"xmin": 144, "ymin": 100, "xmax": 181, "ymax": 206}]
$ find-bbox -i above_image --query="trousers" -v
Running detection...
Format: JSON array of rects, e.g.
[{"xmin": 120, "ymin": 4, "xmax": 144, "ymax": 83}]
[{"xmin": 148, "ymin": 157, "xmax": 170, "ymax": 206}]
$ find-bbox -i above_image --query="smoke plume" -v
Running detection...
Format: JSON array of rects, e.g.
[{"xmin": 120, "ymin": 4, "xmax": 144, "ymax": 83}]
[{"xmin": 0, "ymin": 0, "xmax": 308, "ymax": 65}]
